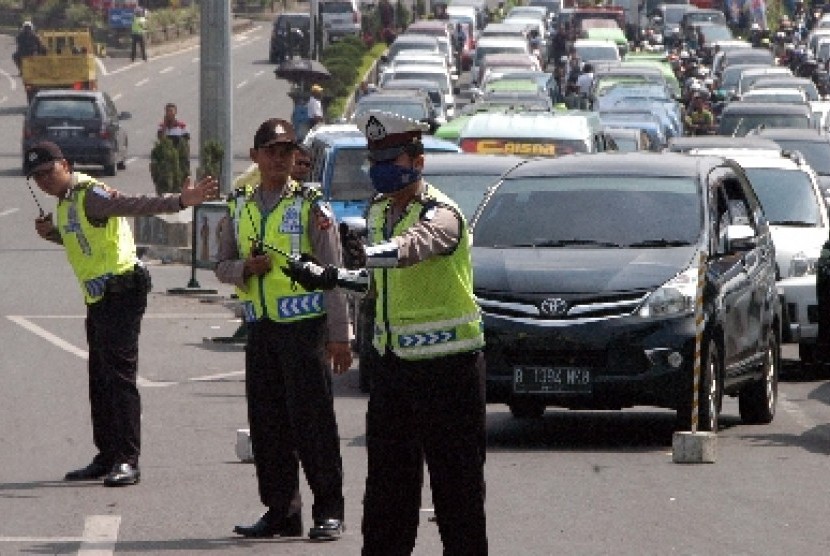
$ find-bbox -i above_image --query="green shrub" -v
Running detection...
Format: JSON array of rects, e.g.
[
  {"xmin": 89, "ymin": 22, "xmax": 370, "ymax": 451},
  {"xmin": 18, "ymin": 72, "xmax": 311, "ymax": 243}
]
[
  {"xmin": 150, "ymin": 137, "xmax": 188, "ymax": 195},
  {"xmin": 200, "ymin": 140, "xmax": 224, "ymax": 181}
]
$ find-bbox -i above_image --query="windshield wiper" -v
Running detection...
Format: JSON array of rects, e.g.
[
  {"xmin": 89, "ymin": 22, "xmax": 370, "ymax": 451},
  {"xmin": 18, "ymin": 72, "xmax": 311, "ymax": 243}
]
[
  {"xmin": 511, "ymin": 239, "xmax": 622, "ymax": 248},
  {"xmin": 627, "ymin": 239, "xmax": 693, "ymax": 247}
]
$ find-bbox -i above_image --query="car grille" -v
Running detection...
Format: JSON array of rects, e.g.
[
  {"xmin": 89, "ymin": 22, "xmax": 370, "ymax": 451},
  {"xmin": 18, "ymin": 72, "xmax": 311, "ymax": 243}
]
[{"xmin": 476, "ymin": 291, "xmax": 649, "ymax": 321}]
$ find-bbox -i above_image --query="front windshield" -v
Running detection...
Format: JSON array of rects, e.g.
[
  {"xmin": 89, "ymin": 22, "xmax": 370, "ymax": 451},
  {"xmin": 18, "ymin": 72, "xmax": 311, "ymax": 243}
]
[
  {"xmin": 330, "ymin": 149, "xmax": 373, "ymax": 201},
  {"xmin": 574, "ymin": 45, "xmax": 619, "ymax": 61},
  {"xmin": 384, "ymin": 71, "xmax": 449, "ymax": 92},
  {"xmin": 743, "ymin": 168, "xmax": 822, "ymax": 225},
  {"xmin": 353, "ymin": 101, "xmax": 428, "ymax": 121},
  {"xmin": 473, "ymin": 176, "xmax": 701, "ymax": 247}
]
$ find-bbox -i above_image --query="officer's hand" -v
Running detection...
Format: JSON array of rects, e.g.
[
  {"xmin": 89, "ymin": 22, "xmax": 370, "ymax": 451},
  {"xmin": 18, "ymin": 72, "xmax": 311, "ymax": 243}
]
[
  {"xmin": 327, "ymin": 341, "xmax": 353, "ymax": 375},
  {"xmin": 179, "ymin": 175, "xmax": 219, "ymax": 207},
  {"xmin": 244, "ymin": 254, "xmax": 272, "ymax": 277},
  {"xmin": 281, "ymin": 256, "xmax": 339, "ymax": 290},
  {"xmin": 34, "ymin": 212, "xmax": 54, "ymax": 238}
]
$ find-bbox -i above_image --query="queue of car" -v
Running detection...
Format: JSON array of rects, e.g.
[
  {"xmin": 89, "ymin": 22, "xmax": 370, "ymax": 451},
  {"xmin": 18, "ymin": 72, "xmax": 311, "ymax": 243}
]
[{"xmin": 261, "ymin": 1, "xmax": 830, "ymax": 431}]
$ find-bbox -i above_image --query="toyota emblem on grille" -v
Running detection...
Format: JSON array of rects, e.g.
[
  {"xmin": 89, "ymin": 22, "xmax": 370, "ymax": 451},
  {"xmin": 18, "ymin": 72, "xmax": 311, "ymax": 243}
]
[{"xmin": 540, "ymin": 298, "xmax": 568, "ymax": 316}]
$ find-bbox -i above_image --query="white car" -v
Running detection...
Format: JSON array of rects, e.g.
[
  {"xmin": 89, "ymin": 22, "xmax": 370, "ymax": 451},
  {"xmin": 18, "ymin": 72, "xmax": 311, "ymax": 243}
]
[
  {"xmin": 692, "ymin": 148, "xmax": 829, "ymax": 365},
  {"xmin": 379, "ymin": 63, "xmax": 456, "ymax": 118}
]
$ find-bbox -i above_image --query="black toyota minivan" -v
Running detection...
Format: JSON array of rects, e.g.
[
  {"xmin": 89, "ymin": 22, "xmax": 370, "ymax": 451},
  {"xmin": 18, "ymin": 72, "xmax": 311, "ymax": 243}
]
[{"xmin": 472, "ymin": 152, "xmax": 781, "ymax": 431}]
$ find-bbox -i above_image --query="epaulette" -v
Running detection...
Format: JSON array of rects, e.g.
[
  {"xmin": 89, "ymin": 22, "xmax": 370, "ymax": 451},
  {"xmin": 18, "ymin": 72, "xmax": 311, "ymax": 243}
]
[{"xmin": 297, "ymin": 181, "xmax": 323, "ymax": 201}]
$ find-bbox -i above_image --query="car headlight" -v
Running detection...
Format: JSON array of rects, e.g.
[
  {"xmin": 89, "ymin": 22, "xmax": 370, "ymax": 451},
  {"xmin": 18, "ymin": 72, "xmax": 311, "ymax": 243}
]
[
  {"xmin": 789, "ymin": 251, "xmax": 818, "ymax": 277},
  {"xmin": 638, "ymin": 265, "xmax": 697, "ymax": 318}
]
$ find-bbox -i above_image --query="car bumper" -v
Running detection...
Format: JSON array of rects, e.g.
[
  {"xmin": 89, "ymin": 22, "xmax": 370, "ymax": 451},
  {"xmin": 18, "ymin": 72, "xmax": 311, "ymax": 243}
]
[
  {"xmin": 778, "ymin": 275, "xmax": 818, "ymax": 344},
  {"xmin": 483, "ymin": 310, "xmax": 697, "ymax": 411}
]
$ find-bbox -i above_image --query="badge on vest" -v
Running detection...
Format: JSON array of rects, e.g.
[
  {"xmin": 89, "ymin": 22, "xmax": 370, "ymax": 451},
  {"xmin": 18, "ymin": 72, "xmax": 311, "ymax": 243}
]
[{"xmin": 279, "ymin": 205, "xmax": 303, "ymax": 234}]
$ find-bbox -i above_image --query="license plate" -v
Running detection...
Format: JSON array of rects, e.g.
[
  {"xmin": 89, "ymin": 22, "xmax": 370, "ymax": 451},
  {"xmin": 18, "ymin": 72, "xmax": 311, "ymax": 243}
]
[
  {"xmin": 513, "ymin": 366, "xmax": 591, "ymax": 394},
  {"xmin": 49, "ymin": 129, "xmax": 76, "ymax": 138}
]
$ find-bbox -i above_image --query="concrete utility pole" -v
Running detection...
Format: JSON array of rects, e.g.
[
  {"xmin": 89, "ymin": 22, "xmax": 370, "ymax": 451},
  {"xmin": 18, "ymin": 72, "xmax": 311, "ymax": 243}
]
[
  {"xmin": 310, "ymin": 0, "xmax": 319, "ymax": 60},
  {"xmin": 199, "ymin": 0, "xmax": 233, "ymax": 195}
]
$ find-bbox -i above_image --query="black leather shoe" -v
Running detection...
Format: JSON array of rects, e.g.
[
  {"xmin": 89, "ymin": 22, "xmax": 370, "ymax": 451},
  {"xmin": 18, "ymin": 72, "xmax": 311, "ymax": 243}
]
[
  {"xmin": 308, "ymin": 519, "xmax": 344, "ymax": 541},
  {"xmin": 233, "ymin": 511, "xmax": 303, "ymax": 538},
  {"xmin": 65, "ymin": 461, "xmax": 110, "ymax": 481},
  {"xmin": 103, "ymin": 463, "xmax": 140, "ymax": 487}
]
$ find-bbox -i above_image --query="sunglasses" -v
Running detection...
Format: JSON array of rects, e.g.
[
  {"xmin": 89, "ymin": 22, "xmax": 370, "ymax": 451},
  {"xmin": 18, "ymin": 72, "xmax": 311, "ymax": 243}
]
[
  {"xmin": 259, "ymin": 143, "xmax": 295, "ymax": 156},
  {"xmin": 295, "ymin": 160, "xmax": 311, "ymax": 167}
]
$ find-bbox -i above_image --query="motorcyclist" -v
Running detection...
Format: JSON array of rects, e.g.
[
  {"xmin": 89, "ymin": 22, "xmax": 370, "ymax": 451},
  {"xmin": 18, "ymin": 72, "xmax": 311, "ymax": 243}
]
[{"xmin": 684, "ymin": 93, "xmax": 715, "ymax": 135}]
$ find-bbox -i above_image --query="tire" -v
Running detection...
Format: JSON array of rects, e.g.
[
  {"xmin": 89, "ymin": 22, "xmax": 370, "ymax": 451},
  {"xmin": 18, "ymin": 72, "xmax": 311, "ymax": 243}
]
[
  {"xmin": 739, "ymin": 334, "xmax": 779, "ymax": 425},
  {"xmin": 798, "ymin": 342, "xmax": 816, "ymax": 367},
  {"xmin": 676, "ymin": 339, "xmax": 722, "ymax": 432},
  {"xmin": 103, "ymin": 160, "xmax": 117, "ymax": 176},
  {"xmin": 509, "ymin": 399, "xmax": 546, "ymax": 419},
  {"xmin": 116, "ymin": 158, "xmax": 126, "ymax": 170}
]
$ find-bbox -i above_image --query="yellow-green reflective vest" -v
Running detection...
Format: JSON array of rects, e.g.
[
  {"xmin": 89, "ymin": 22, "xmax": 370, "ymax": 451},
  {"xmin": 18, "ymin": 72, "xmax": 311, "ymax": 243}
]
[
  {"xmin": 229, "ymin": 181, "xmax": 325, "ymax": 323},
  {"xmin": 56, "ymin": 176, "xmax": 137, "ymax": 305},
  {"xmin": 131, "ymin": 15, "xmax": 146, "ymax": 34},
  {"xmin": 368, "ymin": 185, "xmax": 483, "ymax": 360}
]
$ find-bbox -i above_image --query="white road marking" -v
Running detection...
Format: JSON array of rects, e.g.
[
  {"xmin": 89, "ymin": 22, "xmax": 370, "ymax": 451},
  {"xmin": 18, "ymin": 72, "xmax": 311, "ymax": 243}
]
[
  {"xmin": 159, "ymin": 66, "xmax": 174, "ymax": 74},
  {"xmin": 0, "ymin": 208, "xmax": 20, "ymax": 217},
  {"xmin": 111, "ymin": 92, "xmax": 122, "ymax": 101},
  {"xmin": 192, "ymin": 56, "xmax": 199, "ymax": 63},
  {"xmin": 78, "ymin": 515, "xmax": 121, "ymax": 555},
  {"xmin": 236, "ymin": 79, "xmax": 248, "ymax": 89},
  {"xmin": 0, "ymin": 67, "xmax": 18, "ymax": 90},
  {"xmin": 188, "ymin": 370, "xmax": 244, "ymax": 382},
  {"xmin": 7, "ymin": 314, "xmax": 235, "ymax": 388},
  {"xmin": 95, "ymin": 57, "xmax": 108, "ymax": 76},
  {"xmin": 254, "ymin": 70, "xmax": 265, "ymax": 77},
  {"xmin": 135, "ymin": 78, "xmax": 150, "ymax": 87},
  {"xmin": 125, "ymin": 156, "xmax": 139, "ymax": 165}
]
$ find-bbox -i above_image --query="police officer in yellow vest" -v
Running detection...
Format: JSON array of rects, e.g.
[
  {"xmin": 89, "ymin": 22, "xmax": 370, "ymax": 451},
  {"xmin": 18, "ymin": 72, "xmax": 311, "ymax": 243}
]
[
  {"xmin": 29, "ymin": 141, "xmax": 218, "ymax": 486},
  {"xmin": 215, "ymin": 119, "xmax": 352, "ymax": 541},
  {"xmin": 130, "ymin": 7, "xmax": 147, "ymax": 62},
  {"xmin": 283, "ymin": 110, "xmax": 487, "ymax": 555}
]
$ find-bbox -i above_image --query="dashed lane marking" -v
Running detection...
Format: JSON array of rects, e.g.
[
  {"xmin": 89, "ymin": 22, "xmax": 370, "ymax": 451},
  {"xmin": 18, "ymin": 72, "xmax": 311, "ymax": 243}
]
[
  {"xmin": 159, "ymin": 66, "xmax": 174, "ymax": 74},
  {"xmin": 0, "ymin": 208, "xmax": 20, "ymax": 217},
  {"xmin": 78, "ymin": 515, "xmax": 121, "ymax": 555},
  {"xmin": 135, "ymin": 77, "xmax": 149, "ymax": 87},
  {"xmin": 0, "ymin": 67, "xmax": 18, "ymax": 90},
  {"xmin": 0, "ymin": 514, "xmax": 121, "ymax": 554}
]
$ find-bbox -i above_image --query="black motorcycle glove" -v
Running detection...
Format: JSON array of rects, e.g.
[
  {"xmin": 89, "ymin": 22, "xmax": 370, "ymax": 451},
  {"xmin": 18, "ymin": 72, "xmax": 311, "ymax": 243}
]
[{"xmin": 340, "ymin": 222, "xmax": 367, "ymax": 269}]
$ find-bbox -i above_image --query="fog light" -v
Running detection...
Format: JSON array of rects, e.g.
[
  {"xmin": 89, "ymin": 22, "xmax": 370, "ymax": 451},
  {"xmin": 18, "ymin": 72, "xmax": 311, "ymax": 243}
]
[{"xmin": 667, "ymin": 351, "xmax": 683, "ymax": 368}]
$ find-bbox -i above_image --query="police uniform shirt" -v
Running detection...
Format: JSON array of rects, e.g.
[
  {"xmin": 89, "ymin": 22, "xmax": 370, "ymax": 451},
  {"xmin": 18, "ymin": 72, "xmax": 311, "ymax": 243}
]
[
  {"xmin": 215, "ymin": 183, "xmax": 351, "ymax": 344},
  {"xmin": 381, "ymin": 181, "xmax": 462, "ymax": 267}
]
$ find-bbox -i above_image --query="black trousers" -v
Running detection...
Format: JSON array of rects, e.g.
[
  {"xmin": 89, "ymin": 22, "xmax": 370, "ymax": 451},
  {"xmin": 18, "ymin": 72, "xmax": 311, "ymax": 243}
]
[
  {"xmin": 362, "ymin": 350, "xmax": 487, "ymax": 556},
  {"xmin": 130, "ymin": 33, "xmax": 146, "ymax": 61},
  {"xmin": 85, "ymin": 287, "xmax": 147, "ymax": 468},
  {"xmin": 245, "ymin": 316, "xmax": 344, "ymax": 521}
]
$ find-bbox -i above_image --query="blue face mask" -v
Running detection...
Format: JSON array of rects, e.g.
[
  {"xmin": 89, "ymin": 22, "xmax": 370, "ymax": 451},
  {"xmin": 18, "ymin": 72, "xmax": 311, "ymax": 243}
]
[{"xmin": 369, "ymin": 161, "xmax": 421, "ymax": 194}]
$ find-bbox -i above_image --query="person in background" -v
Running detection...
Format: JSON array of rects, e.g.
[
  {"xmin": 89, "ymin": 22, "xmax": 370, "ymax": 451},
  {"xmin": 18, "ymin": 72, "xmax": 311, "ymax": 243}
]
[
  {"xmin": 216, "ymin": 119, "xmax": 351, "ymax": 541},
  {"xmin": 308, "ymin": 84, "xmax": 325, "ymax": 128},
  {"xmin": 131, "ymin": 7, "xmax": 148, "ymax": 62},
  {"xmin": 291, "ymin": 143, "xmax": 312, "ymax": 184},
  {"xmin": 30, "ymin": 140, "xmax": 217, "ymax": 487},
  {"xmin": 13, "ymin": 21, "xmax": 44, "ymax": 74},
  {"xmin": 157, "ymin": 102, "xmax": 190, "ymax": 144},
  {"xmin": 282, "ymin": 110, "xmax": 488, "ymax": 555}
]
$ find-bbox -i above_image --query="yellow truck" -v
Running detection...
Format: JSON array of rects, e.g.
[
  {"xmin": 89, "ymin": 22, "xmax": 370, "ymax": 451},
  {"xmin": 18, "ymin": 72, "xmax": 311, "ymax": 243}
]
[{"xmin": 20, "ymin": 29, "xmax": 97, "ymax": 103}]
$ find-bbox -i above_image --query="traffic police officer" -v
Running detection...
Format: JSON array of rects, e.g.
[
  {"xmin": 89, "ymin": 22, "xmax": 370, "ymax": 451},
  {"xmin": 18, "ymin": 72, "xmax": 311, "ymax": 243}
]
[
  {"xmin": 29, "ymin": 140, "xmax": 218, "ymax": 486},
  {"xmin": 283, "ymin": 110, "xmax": 488, "ymax": 555},
  {"xmin": 215, "ymin": 119, "xmax": 351, "ymax": 541}
]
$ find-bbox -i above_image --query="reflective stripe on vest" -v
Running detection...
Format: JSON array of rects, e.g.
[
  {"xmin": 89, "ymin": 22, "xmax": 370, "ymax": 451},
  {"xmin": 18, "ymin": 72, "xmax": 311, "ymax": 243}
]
[
  {"xmin": 368, "ymin": 185, "xmax": 484, "ymax": 360},
  {"xmin": 56, "ymin": 175, "xmax": 138, "ymax": 304}
]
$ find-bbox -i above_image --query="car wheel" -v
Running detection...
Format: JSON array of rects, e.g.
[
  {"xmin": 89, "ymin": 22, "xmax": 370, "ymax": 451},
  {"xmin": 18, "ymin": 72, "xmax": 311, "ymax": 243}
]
[
  {"xmin": 116, "ymin": 158, "xmax": 126, "ymax": 170},
  {"xmin": 739, "ymin": 334, "xmax": 779, "ymax": 425},
  {"xmin": 509, "ymin": 399, "xmax": 545, "ymax": 419},
  {"xmin": 676, "ymin": 339, "xmax": 722, "ymax": 432},
  {"xmin": 103, "ymin": 161, "xmax": 117, "ymax": 176}
]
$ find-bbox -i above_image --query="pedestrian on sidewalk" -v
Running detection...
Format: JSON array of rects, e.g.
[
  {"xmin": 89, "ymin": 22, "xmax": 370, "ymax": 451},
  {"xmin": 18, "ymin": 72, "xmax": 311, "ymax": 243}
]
[
  {"xmin": 216, "ymin": 119, "xmax": 351, "ymax": 541},
  {"xmin": 29, "ymin": 141, "xmax": 218, "ymax": 487}
]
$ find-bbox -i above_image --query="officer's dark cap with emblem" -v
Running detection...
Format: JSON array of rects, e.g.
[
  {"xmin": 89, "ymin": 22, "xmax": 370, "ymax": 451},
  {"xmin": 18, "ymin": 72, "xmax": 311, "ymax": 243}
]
[
  {"xmin": 354, "ymin": 110, "xmax": 429, "ymax": 162},
  {"xmin": 253, "ymin": 118, "xmax": 298, "ymax": 149},
  {"xmin": 24, "ymin": 141, "xmax": 65, "ymax": 178}
]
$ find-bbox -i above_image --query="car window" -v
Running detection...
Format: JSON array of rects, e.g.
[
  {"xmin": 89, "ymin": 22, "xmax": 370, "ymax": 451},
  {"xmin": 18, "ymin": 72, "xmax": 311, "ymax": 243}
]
[
  {"xmin": 423, "ymin": 173, "xmax": 503, "ymax": 218},
  {"xmin": 34, "ymin": 98, "xmax": 99, "ymax": 119},
  {"xmin": 719, "ymin": 113, "xmax": 811, "ymax": 136},
  {"xmin": 473, "ymin": 176, "xmax": 700, "ymax": 247},
  {"xmin": 771, "ymin": 140, "xmax": 830, "ymax": 174},
  {"xmin": 743, "ymin": 168, "xmax": 822, "ymax": 225},
  {"xmin": 354, "ymin": 100, "xmax": 429, "ymax": 120},
  {"xmin": 320, "ymin": 1, "xmax": 354, "ymax": 14}
]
